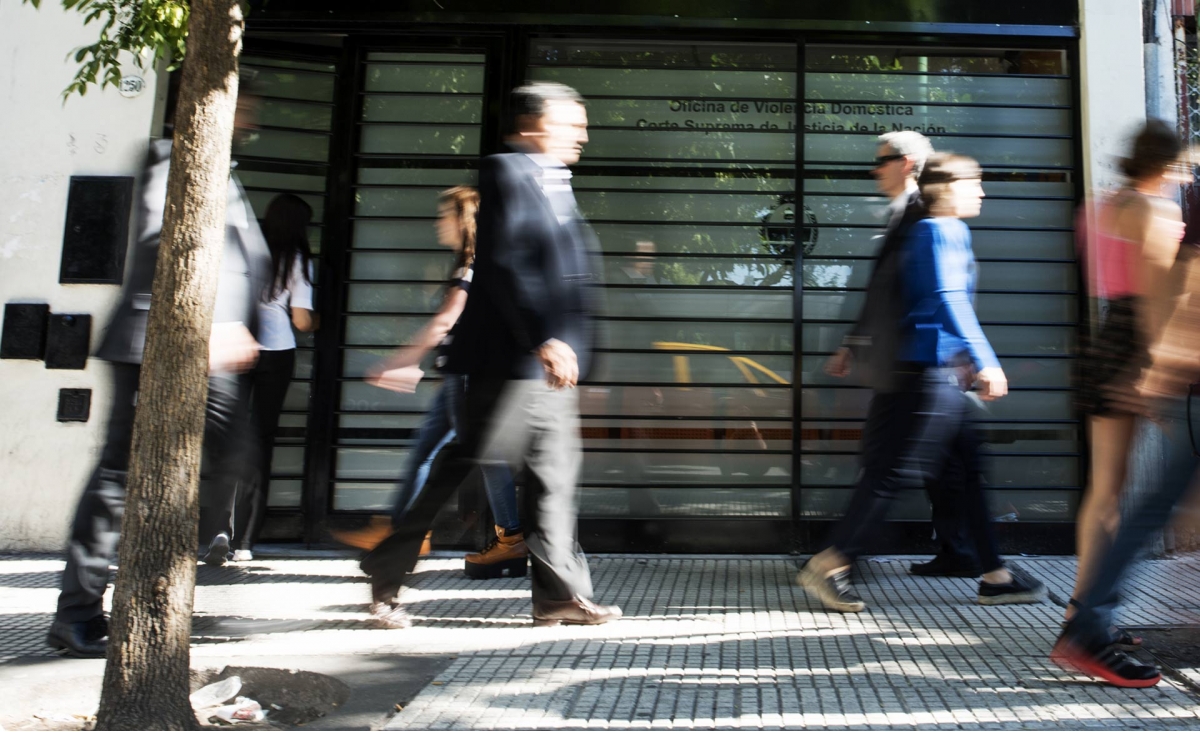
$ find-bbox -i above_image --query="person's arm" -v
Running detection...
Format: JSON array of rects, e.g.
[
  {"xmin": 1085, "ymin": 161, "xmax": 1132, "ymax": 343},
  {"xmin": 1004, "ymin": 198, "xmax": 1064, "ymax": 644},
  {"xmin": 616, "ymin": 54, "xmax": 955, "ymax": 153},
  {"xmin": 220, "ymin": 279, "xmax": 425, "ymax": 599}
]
[
  {"xmin": 288, "ymin": 257, "xmax": 318, "ymax": 332},
  {"xmin": 372, "ymin": 286, "xmax": 468, "ymax": 374},
  {"xmin": 910, "ymin": 221, "xmax": 1002, "ymax": 373},
  {"xmin": 1134, "ymin": 196, "xmax": 1185, "ymax": 341}
]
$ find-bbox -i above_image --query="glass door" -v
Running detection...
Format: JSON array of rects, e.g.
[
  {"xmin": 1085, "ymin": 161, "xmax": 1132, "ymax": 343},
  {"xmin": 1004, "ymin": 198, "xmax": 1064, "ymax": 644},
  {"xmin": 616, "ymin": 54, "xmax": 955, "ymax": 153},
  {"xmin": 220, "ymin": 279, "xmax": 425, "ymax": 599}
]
[
  {"xmin": 527, "ymin": 38, "xmax": 799, "ymax": 551},
  {"xmin": 233, "ymin": 38, "xmax": 342, "ymax": 540},
  {"xmin": 325, "ymin": 39, "xmax": 503, "ymax": 536},
  {"xmin": 799, "ymin": 45, "xmax": 1080, "ymax": 542}
]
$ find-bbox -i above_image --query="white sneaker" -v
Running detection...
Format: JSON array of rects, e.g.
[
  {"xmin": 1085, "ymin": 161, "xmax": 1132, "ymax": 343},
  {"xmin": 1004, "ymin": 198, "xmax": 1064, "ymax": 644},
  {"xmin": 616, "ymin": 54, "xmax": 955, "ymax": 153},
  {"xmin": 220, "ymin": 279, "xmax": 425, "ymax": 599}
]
[{"xmin": 231, "ymin": 549, "xmax": 253, "ymax": 562}]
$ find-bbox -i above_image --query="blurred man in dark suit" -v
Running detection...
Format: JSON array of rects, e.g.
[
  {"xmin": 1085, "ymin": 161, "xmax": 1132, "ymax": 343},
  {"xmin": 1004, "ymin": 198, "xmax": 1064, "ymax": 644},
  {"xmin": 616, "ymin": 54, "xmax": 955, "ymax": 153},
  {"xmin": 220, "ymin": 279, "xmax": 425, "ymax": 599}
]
[
  {"xmin": 361, "ymin": 82, "xmax": 621, "ymax": 629},
  {"xmin": 47, "ymin": 94, "xmax": 271, "ymax": 657}
]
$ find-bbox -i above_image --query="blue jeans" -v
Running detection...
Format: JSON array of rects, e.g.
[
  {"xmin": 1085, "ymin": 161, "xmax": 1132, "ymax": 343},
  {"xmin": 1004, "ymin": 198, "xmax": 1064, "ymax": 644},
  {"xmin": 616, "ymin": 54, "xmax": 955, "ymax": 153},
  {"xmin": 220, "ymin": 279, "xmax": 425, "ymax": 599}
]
[
  {"xmin": 1071, "ymin": 397, "xmax": 1200, "ymax": 647},
  {"xmin": 391, "ymin": 375, "xmax": 520, "ymax": 532}
]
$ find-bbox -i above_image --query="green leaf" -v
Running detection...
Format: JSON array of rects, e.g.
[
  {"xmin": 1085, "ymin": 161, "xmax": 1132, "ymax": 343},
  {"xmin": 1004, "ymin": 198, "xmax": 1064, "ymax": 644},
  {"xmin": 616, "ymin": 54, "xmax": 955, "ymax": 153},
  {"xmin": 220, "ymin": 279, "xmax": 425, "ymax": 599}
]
[{"xmin": 32, "ymin": 0, "xmax": 195, "ymax": 99}]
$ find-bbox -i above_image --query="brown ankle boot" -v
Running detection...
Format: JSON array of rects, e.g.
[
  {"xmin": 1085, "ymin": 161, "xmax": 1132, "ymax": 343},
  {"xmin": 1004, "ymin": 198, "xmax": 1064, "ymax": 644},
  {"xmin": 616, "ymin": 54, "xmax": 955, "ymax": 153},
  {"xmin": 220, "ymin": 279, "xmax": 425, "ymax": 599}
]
[{"xmin": 464, "ymin": 525, "xmax": 528, "ymax": 579}]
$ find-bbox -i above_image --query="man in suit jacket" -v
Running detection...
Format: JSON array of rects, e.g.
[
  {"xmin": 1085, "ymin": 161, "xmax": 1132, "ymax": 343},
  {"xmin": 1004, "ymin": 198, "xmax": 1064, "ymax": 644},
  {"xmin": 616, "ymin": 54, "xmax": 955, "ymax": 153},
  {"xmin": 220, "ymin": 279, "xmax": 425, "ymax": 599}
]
[
  {"xmin": 48, "ymin": 126, "xmax": 271, "ymax": 657},
  {"xmin": 801, "ymin": 131, "xmax": 978, "ymax": 612},
  {"xmin": 361, "ymin": 82, "xmax": 621, "ymax": 629}
]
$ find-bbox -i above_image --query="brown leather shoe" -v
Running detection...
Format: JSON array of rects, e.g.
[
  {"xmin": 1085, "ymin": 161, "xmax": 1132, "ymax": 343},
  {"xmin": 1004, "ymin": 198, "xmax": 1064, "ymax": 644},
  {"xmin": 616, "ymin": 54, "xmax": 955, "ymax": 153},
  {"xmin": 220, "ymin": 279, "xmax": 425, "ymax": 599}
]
[
  {"xmin": 331, "ymin": 515, "xmax": 391, "ymax": 551},
  {"xmin": 464, "ymin": 525, "xmax": 529, "ymax": 579},
  {"xmin": 532, "ymin": 597, "xmax": 623, "ymax": 627}
]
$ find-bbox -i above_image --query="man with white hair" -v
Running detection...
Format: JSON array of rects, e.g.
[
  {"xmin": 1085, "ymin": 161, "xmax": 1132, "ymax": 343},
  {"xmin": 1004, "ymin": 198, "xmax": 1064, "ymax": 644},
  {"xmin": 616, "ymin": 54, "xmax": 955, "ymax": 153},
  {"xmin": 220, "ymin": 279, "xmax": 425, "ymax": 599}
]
[{"xmin": 799, "ymin": 131, "xmax": 979, "ymax": 610}]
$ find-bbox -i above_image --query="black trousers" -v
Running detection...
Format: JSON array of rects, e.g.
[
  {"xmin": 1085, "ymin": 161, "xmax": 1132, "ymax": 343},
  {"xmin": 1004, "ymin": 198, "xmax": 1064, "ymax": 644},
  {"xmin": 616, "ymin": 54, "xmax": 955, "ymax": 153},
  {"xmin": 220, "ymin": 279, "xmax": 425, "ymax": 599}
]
[
  {"xmin": 828, "ymin": 368, "xmax": 998, "ymax": 570},
  {"xmin": 56, "ymin": 364, "xmax": 253, "ymax": 622},
  {"xmin": 362, "ymin": 378, "xmax": 593, "ymax": 607},
  {"xmin": 234, "ymin": 348, "xmax": 295, "ymax": 551},
  {"xmin": 928, "ymin": 453, "xmax": 979, "ymax": 564},
  {"xmin": 197, "ymin": 372, "xmax": 256, "ymax": 546}
]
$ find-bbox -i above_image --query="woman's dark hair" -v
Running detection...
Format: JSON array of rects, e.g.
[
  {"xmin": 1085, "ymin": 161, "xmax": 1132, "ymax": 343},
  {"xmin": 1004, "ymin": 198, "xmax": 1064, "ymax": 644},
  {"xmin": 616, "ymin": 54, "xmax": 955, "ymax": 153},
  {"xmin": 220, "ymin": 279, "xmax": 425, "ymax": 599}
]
[
  {"xmin": 261, "ymin": 193, "xmax": 314, "ymax": 300},
  {"xmin": 1121, "ymin": 119, "xmax": 1183, "ymax": 180},
  {"xmin": 440, "ymin": 186, "xmax": 480, "ymax": 272},
  {"xmin": 917, "ymin": 152, "xmax": 982, "ymax": 214}
]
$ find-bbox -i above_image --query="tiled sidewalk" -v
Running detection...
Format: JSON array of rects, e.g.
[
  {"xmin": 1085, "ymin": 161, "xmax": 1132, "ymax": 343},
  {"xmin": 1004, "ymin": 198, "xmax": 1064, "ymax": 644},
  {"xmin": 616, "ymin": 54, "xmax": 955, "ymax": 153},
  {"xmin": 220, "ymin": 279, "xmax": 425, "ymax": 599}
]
[{"xmin": 2, "ymin": 552, "xmax": 1200, "ymax": 729}]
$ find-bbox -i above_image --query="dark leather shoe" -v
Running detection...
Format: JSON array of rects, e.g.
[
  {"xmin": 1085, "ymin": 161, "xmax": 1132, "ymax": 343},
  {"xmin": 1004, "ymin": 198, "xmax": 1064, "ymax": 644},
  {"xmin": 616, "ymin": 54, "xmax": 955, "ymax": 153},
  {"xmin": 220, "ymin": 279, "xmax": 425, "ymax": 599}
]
[
  {"xmin": 47, "ymin": 620, "xmax": 106, "ymax": 658},
  {"xmin": 909, "ymin": 555, "xmax": 983, "ymax": 578},
  {"xmin": 532, "ymin": 597, "xmax": 622, "ymax": 627}
]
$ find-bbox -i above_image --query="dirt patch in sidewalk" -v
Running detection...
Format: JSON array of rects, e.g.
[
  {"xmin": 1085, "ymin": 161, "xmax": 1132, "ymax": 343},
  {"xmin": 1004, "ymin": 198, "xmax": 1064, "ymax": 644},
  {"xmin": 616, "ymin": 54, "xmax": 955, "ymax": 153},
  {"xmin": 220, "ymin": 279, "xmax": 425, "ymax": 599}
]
[
  {"xmin": 0, "ymin": 654, "xmax": 454, "ymax": 731},
  {"xmin": 1134, "ymin": 626, "xmax": 1200, "ymax": 692}
]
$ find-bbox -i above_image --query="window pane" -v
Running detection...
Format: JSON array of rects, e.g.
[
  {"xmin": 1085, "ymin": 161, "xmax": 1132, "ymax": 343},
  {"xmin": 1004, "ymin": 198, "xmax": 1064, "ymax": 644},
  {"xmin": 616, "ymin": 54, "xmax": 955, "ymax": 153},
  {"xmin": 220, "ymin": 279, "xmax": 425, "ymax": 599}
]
[
  {"xmin": 801, "ymin": 454, "xmax": 1077, "ymax": 487},
  {"xmin": 338, "ymin": 414, "xmax": 426, "ymax": 445},
  {"xmin": 353, "ymin": 220, "xmax": 442, "ymax": 249},
  {"xmin": 339, "ymin": 380, "xmax": 441, "ymax": 412},
  {"xmin": 604, "ymin": 256, "xmax": 792, "ymax": 288},
  {"xmin": 363, "ymin": 64, "xmax": 485, "ymax": 93},
  {"xmin": 267, "ymin": 479, "xmax": 303, "ymax": 508},
  {"xmin": 583, "ymin": 418, "xmax": 792, "ymax": 451},
  {"xmin": 358, "ymin": 124, "xmax": 482, "ymax": 156},
  {"xmin": 336, "ymin": 448, "xmax": 406, "ymax": 480},
  {"xmin": 344, "ymin": 315, "xmax": 426, "ymax": 346},
  {"xmin": 806, "ymin": 227, "xmax": 1074, "ymax": 260},
  {"xmin": 346, "ymin": 283, "xmax": 443, "ymax": 313},
  {"xmin": 594, "ymin": 352, "xmax": 793, "ymax": 385},
  {"xmin": 250, "ymin": 68, "xmax": 336, "ymax": 101},
  {"xmin": 362, "ymin": 95, "xmax": 483, "ymax": 123},
  {"xmin": 234, "ymin": 129, "xmax": 329, "ymax": 162},
  {"xmin": 354, "ymin": 187, "xmax": 441, "ymax": 218},
  {"xmin": 805, "ymin": 73, "xmax": 1069, "ymax": 106},
  {"xmin": 583, "ymin": 452, "xmax": 790, "ymax": 485},
  {"xmin": 579, "ymin": 385, "xmax": 791, "ymax": 419},
  {"xmin": 237, "ymin": 171, "xmax": 327, "ymax": 192},
  {"xmin": 580, "ymin": 487, "xmax": 791, "ymax": 518},
  {"xmin": 258, "ymin": 98, "xmax": 333, "ymax": 131},
  {"xmin": 603, "ymin": 320, "xmax": 793, "ymax": 352},
  {"xmin": 349, "ymin": 251, "xmax": 454, "ymax": 281}
]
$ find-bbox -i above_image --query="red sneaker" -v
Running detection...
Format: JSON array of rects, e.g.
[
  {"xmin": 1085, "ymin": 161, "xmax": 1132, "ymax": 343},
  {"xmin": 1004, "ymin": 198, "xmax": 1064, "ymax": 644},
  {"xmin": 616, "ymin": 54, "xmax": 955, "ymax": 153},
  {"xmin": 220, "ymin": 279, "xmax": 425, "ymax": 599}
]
[{"xmin": 1051, "ymin": 635, "xmax": 1162, "ymax": 688}]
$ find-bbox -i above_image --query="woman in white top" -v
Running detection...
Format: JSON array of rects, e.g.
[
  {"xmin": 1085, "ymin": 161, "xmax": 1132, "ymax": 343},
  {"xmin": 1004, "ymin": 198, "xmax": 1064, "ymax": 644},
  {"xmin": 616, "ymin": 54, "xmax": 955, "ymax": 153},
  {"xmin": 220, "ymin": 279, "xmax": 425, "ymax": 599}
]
[{"xmin": 233, "ymin": 193, "xmax": 318, "ymax": 561}]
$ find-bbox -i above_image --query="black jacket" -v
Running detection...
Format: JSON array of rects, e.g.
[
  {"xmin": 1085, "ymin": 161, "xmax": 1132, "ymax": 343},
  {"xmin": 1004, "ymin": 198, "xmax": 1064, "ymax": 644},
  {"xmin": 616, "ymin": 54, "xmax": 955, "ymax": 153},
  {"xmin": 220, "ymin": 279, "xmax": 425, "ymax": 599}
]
[
  {"xmin": 443, "ymin": 151, "xmax": 602, "ymax": 380},
  {"xmin": 842, "ymin": 188, "xmax": 924, "ymax": 392},
  {"xmin": 95, "ymin": 139, "xmax": 272, "ymax": 364}
]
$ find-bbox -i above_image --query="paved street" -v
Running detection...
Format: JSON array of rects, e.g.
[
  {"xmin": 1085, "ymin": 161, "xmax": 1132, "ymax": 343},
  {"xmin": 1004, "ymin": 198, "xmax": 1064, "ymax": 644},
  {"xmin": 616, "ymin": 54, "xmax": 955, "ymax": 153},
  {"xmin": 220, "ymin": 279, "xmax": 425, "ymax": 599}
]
[{"xmin": 3, "ymin": 551, "xmax": 1200, "ymax": 729}]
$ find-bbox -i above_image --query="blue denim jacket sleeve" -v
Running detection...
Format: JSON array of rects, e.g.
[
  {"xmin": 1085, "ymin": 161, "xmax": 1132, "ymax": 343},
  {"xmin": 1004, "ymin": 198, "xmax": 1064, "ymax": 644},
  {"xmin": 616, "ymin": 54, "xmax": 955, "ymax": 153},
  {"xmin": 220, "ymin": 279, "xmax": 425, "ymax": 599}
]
[{"xmin": 905, "ymin": 218, "xmax": 1002, "ymax": 371}]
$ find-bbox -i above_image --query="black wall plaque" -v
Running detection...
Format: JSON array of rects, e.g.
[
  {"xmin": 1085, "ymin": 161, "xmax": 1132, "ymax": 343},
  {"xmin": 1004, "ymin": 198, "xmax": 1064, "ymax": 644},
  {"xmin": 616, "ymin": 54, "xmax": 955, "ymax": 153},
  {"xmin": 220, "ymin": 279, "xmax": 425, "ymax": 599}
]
[
  {"xmin": 0, "ymin": 303, "xmax": 50, "ymax": 360},
  {"xmin": 44, "ymin": 314, "xmax": 92, "ymax": 369},
  {"xmin": 59, "ymin": 176, "xmax": 135, "ymax": 284},
  {"xmin": 57, "ymin": 388, "xmax": 92, "ymax": 422}
]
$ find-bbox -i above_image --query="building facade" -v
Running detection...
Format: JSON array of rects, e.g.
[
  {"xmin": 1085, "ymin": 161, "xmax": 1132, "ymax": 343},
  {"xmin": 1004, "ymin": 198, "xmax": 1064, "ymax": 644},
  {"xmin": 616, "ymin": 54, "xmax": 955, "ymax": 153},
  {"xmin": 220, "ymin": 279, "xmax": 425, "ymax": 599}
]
[{"xmin": 0, "ymin": 1, "xmax": 1149, "ymax": 553}]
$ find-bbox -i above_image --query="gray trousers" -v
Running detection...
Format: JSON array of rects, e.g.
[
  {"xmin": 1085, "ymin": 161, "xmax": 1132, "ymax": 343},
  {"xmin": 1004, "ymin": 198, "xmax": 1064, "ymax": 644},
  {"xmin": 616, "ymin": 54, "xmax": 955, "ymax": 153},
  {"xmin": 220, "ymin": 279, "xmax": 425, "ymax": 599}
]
[{"xmin": 362, "ymin": 378, "xmax": 593, "ymax": 606}]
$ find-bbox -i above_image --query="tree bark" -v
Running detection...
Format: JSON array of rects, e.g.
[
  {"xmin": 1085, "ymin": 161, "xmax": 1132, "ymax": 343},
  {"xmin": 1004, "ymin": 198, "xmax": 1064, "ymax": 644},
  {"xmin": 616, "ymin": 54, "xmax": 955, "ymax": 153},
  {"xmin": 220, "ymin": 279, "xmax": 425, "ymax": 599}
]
[{"xmin": 95, "ymin": 1, "xmax": 245, "ymax": 729}]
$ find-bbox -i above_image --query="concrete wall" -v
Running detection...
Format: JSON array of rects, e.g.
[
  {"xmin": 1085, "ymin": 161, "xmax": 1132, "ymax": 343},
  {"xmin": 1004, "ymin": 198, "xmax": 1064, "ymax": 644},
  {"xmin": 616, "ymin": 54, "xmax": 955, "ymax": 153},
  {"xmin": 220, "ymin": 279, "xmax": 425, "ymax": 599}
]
[
  {"xmin": 0, "ymin": 2, "xmax": 159, "ymax": 550},
  {"xmin": 1079, "ymin": 0, "xmax": 1148, "ymax": 191}
]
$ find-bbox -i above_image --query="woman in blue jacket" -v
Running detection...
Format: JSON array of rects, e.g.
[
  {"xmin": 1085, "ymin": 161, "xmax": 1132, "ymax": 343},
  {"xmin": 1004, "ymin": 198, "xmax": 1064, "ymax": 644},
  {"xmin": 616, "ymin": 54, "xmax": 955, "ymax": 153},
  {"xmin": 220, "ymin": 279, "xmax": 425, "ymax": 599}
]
[{"xmin": 899, "ymin": 153, "xmax": 1046, "ymax": 605}]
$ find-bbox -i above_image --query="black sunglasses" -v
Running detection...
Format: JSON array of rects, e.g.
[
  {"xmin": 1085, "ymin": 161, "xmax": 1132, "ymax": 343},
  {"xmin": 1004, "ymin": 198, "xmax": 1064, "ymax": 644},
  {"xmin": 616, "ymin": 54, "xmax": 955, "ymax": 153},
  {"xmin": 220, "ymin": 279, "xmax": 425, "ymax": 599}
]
[{"xmin": 873, "ymin": 154, "xmax": 905, "ymax": 167}]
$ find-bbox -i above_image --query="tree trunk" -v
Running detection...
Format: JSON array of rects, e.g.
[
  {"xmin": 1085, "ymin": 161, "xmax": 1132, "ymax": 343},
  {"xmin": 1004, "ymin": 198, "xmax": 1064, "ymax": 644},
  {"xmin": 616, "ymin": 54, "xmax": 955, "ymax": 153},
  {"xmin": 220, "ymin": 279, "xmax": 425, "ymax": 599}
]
[{"xmin": 95, "ymin": 1, "xmax": 245, "ymax": 729}]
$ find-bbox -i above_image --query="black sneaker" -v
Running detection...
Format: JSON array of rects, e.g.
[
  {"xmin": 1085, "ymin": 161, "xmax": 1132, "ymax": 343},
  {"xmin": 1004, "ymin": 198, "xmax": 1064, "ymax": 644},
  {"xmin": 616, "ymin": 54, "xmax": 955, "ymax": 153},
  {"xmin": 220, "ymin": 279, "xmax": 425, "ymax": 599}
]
[
  {"xmin": 201, "ymin": 533, "xmax": 231, "ymax": 566},
  {"xmin": 977, "ymin": 573, "xmax": 1048, "ymax": 605},
  {"xmin": 796, "ymin": 562, "xmax": 865, "ymax": 613},
  {"xmin": 910, "ymin": 555, "xmax": 983, "ymax": 578},
  {"xmin": 1051, "ymin": 633, "xmax": 1162, "ymax": 688}
]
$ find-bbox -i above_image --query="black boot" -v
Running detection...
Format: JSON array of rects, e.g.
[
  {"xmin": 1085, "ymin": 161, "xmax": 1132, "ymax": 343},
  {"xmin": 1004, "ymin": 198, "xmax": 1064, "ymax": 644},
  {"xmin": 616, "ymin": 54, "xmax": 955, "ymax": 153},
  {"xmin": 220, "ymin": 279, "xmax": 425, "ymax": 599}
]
[{"xmin": 47, "ymin": 617, "xmax": 107, "ymax": 658}]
